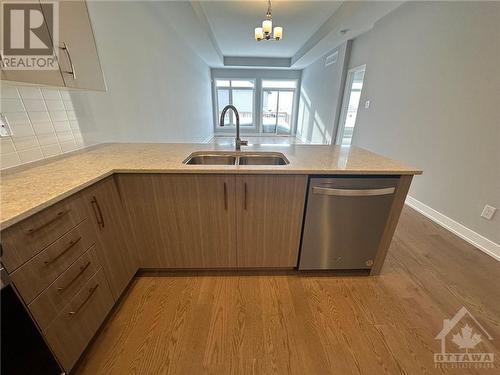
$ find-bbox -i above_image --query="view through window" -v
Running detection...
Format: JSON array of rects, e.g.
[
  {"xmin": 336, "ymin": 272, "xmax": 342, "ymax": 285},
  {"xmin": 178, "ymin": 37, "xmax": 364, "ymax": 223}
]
[
  {"xmin": 214, "ymin": 78, "xmax": 297, "ymax": 134},
  {"xmin": 215, "ymin": 79, "xmax": 255, "ymax": 127},
  {"xmin": 261, "ymin": 80, "xmax": 296, "ymax": 135}
]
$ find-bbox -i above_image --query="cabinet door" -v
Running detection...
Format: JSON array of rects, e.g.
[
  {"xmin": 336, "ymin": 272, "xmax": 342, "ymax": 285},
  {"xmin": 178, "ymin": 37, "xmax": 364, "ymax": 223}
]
[
  {"xmin": 82, "ymin": 177, "xmax": 137, "ymax": 300},
  {"xmin": 54, "ymin": 0, "xmax": 106, "ymax": 90},
  {"xmin": 236, "ymin": 175, "xmax": 307, "ymax": 268},
  {"xmin": 0, "ymin": 1, "xmax": 65, "ymax": 86},
  {"xmin": 117, "ymin": 174, "xmax": 237, "ymax": 268}
]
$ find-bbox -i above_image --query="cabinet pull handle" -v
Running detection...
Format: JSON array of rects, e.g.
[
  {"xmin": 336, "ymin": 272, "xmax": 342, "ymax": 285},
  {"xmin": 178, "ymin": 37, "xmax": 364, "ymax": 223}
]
[
  {"xmin": 244, "ymin": 183, "xmax": 247, "ymax": 210},
  {"xmin": 44, "ymin": 237, "xmax": 82, "ymax": 266},
  {"xmin": 312, "ymin": 186, "xmax": 395, "ymax": 197},
  {"xmin": 223, "ymin": 182, "xmax": 228, "ymax": 210},
  {"xmin": 60, "ymin": 42, "xmax": 76, "ymax": 80},
  {"xmin": 90, "ymin": 196, "xmax": 105, "ymax": 229},
  {"xmin": 26, "ymin": 209, "xmax": 70, "ymax": 235},
  {"xmin": 68, "ymin": 283, "xmax": 99, "ymax": 317},
  {"xmin": 57, "ymin": 261, "xmax": 91, "ymax": 293}
]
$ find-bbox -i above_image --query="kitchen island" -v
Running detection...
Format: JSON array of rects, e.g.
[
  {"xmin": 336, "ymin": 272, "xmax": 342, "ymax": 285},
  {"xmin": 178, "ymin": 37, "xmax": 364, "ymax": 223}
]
[{"xmin": 0, "ymin": 143, "xmax": 421, "ymax": 372}]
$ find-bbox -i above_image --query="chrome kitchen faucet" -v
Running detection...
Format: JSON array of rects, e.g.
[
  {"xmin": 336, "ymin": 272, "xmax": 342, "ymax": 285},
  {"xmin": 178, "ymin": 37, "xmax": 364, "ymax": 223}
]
[{"xmin": 219, "ymin": 105, "xmax": 248, "ymax": 151}]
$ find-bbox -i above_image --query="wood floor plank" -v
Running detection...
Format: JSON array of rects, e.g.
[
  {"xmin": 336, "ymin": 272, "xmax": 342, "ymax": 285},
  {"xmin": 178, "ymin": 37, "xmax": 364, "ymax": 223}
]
[{"xmin": 75, "ymin": 206, "xmax": 500, "ymax": 375}]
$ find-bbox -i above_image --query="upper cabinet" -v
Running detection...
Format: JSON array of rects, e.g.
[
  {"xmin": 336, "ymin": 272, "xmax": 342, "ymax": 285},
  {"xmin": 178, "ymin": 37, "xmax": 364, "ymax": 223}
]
[
  {"xmin": 0, "ymin": 1, "xmax": 65, "ymax": 87},
  {"xmin": 55, "ymin": 0, "xmax": 106, "ymax": 90},
  {"xmin": 0, "ymin": 0, "xmax": 106, "ymax": 91}
]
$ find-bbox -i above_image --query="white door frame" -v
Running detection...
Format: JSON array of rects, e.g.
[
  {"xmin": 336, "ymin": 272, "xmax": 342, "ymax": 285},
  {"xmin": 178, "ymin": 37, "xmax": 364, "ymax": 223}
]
[{"xmin": 335, "ymin": 64, "xmax": 366, "ymax": 145}]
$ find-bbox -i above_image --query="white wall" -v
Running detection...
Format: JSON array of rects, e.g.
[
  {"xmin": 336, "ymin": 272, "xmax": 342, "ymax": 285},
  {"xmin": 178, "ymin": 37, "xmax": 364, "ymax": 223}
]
[
  {"xmin": 70, "ymin": 1, "xmax": 214, "ymax": 144},
  {"xmin": 348, "ymin": 1, "xmax": 500, "ymax": 244},
  {"xmin": 296, "ymin": 42, "xmax": 349, "ymax": 144}
]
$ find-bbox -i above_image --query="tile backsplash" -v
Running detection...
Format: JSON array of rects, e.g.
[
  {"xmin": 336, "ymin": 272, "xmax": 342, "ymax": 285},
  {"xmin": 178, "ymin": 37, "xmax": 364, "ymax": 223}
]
[{"xmin": 0, "ymin": 84, "xmax": 87, "ymax": 170}]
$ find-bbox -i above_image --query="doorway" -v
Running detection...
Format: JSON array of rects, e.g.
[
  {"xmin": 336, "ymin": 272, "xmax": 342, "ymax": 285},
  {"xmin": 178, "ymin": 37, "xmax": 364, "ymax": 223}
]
[{"xmin": 335, "ymin": 65, "xmax": 366, "ymax": 146}]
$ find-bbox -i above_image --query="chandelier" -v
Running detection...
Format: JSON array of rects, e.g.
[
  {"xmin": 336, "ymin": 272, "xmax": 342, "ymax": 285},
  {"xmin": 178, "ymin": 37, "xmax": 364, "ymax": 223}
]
[{"xmin": 254, "ymin": 0, "xmax": 283, "ymax": 41}]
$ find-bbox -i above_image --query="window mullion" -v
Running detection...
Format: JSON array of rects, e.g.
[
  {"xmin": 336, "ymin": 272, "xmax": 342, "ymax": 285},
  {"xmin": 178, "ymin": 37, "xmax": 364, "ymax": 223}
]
[
  {"xmin": 229, "ymin": 87, "xmax": 233, "ymax": 126},
  {"xmin": 275, "ymin": 90, "xmax": 280, "ymax": 134}
]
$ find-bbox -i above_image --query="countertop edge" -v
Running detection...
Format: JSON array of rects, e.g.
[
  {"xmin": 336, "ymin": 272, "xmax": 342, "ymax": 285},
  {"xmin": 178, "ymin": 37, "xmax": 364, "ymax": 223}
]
[
  {"xmin": 0, "ymin": 167, "xmax": 421, "ymax": 231},
  {"xmin": 0, "ymin": 171, "xmax": 113, "ymax": 231}
]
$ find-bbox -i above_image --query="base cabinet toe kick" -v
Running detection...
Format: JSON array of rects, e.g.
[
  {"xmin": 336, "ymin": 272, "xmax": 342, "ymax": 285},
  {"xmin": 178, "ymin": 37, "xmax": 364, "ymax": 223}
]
[{"xmin": 0, "ymin": 172, "xmax": 413, "ymax": 371}]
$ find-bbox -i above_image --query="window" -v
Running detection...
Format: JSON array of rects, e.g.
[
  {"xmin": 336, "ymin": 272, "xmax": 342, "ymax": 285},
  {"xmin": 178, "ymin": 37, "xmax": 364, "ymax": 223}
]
[
  {"xmin": 261, "ymin": 80, "xmax": 297, "ymax": 135},
  {"xmin": 336, "ymin": 66, "xmax": 365, "ymax": 146},
  {"xmin": 214, "ymin": 79, "xmax": 255, "ymax": 127}
]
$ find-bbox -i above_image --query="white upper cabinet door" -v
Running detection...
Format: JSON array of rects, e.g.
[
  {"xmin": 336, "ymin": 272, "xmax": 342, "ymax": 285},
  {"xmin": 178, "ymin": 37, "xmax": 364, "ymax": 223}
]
[
  {"xmin": 0, "ymin": 0, "xmax": 65, "ymax": 86},
  {"xmin": 53, "ymin": 0, "xmax": 106, "ymax": 91}
]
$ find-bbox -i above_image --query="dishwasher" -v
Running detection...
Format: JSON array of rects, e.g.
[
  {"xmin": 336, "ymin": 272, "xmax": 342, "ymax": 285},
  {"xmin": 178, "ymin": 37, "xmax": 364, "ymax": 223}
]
[{"xmin": 299, "ymin": 177, "xmax": 399, "ymax": 270}]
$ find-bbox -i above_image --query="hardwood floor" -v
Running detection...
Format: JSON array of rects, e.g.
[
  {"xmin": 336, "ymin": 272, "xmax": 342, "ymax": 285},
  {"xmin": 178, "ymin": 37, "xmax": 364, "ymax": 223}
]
[{"xmin": 74, "ymin": 206, "xmax": 500, "ymax": 374}]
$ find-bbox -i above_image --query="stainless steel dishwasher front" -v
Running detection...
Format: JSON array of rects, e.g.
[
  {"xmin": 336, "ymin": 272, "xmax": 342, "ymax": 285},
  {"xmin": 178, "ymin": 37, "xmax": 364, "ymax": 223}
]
[{"xmin": 298, "ymin": 177, "xmax": 399, "ymax": 270}]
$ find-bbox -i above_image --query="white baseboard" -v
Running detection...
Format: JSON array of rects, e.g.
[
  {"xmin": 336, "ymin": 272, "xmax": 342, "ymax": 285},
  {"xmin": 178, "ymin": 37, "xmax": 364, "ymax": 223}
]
[{"xmin": 405, "ymin": 196, "xmax": 500, "ymax": 262}]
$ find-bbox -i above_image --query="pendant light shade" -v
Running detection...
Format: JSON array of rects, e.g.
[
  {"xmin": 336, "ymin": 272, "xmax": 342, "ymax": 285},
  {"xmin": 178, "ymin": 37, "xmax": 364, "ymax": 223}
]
[{"xmin": 254, "ymin": 0, "xmax": 283, "ymax": 41}]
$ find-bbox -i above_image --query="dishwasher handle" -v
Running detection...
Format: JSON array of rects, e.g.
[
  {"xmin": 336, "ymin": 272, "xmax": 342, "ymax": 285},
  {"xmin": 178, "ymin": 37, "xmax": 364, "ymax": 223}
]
[{"xmin": 312, "ymin": 186, "xmax": 395, "ymax": 197}]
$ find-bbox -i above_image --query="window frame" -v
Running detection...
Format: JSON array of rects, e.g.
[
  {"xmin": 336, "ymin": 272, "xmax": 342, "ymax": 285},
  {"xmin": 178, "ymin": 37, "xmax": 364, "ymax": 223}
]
[
  {"xmin": 260, "ymin": 79, "xmax": 298, "ymax": 135},
  {"xmin": 213, "ymin": 78, "xmax": 257, "ymax": 131}
]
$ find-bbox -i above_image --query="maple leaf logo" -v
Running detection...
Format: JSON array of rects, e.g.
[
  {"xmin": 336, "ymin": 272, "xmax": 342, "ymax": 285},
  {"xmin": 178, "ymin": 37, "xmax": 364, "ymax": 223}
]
[{"xmin": 452, "ymin": 324, "xmax": 482, "ymax": 353}]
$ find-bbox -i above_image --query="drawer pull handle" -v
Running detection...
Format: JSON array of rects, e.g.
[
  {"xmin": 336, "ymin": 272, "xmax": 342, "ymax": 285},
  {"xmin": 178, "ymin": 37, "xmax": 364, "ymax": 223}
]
[
  {"xmin": 68, "ymin": 283, "xmax": 99, "ymax": 317},
  {"xmin": 57, "ymin": 261, "xmax": 92, "ymax": 293},
  {"xmin": 312, "ymin": 187, "xmax": 396, "ymax": 197},
  {"xmin": 26, "ymin": 209, "xmax": 70, "ymax": 235},
  {"xmin": 223, "ymin": 182, "xmax": 228, "ymax": 210},
  {"xmin": 244, "ymin": 182, "xmax": 248, "ymax": 210},
  {"xmin": 43, "ymin": 237, "xmax": 82, "ymax": 266},
  {"xmin": 90, "ymin": 196, "xmax": 105, "ymax": 229}
]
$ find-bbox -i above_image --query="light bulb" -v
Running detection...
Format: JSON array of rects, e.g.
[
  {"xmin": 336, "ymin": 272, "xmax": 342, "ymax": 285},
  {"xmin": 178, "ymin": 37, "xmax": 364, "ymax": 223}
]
[
  {"xmin": 274, "ymin": 27, "xmax": 283, "ymax": 40},
  {"xmin": 262, "ymin": 19, "xmax": 272, "ymax": 34},
  {"xmin": 255, "ymin": 27, "xmax": 264, "ymax": 41}
]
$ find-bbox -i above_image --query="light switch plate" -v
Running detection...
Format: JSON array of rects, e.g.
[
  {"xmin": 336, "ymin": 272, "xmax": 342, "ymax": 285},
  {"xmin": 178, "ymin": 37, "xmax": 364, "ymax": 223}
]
[
  {"xmin": 481, "ymin": 205, "xmax": 496, "ymax": 220},
  {"xmin": 364, "ymin": 100, "xmax": 370, "ymax": 109},
  {"xmin": 0, "ymin": 114, "xmax": 12, "ymax": 137}
]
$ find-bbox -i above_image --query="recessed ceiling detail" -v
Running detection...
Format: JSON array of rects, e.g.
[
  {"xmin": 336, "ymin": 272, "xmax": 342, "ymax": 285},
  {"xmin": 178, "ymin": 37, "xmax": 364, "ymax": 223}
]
[{"xmin": 199, "ymin": 1, "xmax": 342, "ymax": 58}]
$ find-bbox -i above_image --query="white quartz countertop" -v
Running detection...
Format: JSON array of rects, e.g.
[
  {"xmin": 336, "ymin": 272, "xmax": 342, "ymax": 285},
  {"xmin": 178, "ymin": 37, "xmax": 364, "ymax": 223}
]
[{"xmin": 0, "ymin": 143, "xmax": 421, "ymax": 230}]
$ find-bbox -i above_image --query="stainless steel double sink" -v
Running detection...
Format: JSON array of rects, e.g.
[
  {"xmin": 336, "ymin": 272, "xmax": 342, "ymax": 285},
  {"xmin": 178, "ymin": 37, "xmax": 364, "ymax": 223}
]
[{"xmin": 183, "ymin": 151, "xmax": 289, "ymax": 166}]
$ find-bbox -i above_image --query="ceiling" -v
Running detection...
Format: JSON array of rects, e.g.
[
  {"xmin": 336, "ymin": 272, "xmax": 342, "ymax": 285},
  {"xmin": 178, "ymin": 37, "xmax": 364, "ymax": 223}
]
[{"xmin": 199, "ymin": 1, "xmax": 343, "ymax": 58}]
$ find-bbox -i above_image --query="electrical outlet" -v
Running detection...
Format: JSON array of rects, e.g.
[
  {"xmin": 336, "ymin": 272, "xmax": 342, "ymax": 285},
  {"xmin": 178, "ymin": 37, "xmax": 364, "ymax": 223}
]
[
  {"xmin": 364, "ymin": 100, "xmax": 370, "ymax": 109},
  {"xmin": 481, "ymin": 205, "xmax": 497, "ymax": 220},
  {"xmin": 0, "ymin": 114, "xmax": 12, "ymax": 137}
]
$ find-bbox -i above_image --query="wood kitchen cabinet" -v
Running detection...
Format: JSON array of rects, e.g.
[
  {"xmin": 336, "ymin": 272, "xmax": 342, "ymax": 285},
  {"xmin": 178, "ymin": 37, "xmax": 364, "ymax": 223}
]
[
  {"xmin": 236, "ymin": 175, "xmax": 308, "ymax": 268},
  {"xmin": 117, "ymin": 174, "xmax": 237, "ymax": 268},
  {"xmin": 82, "ymin": 176, "xmax": 137, "ymax": 300},
  {"xmin": 117, "ymin": 174, "xmax": 307, "ymax": 269}
]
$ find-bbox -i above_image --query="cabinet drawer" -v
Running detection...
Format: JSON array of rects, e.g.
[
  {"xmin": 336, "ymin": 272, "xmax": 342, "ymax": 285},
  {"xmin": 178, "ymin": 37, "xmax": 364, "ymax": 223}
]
[
  {"xmin": 29, "ymin": 245, "xmax": 101, "ymax": 331},
  {"xmin": 1, "ymin": 194, "xmax": 88, "ymax": 272},
  {"xmin": 10, "ymin": 219, "xmax": 97, "ymax": 304},
  {"xmin": 44, "ymin": 268, "xmax": 114, "ymax": 372}
]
